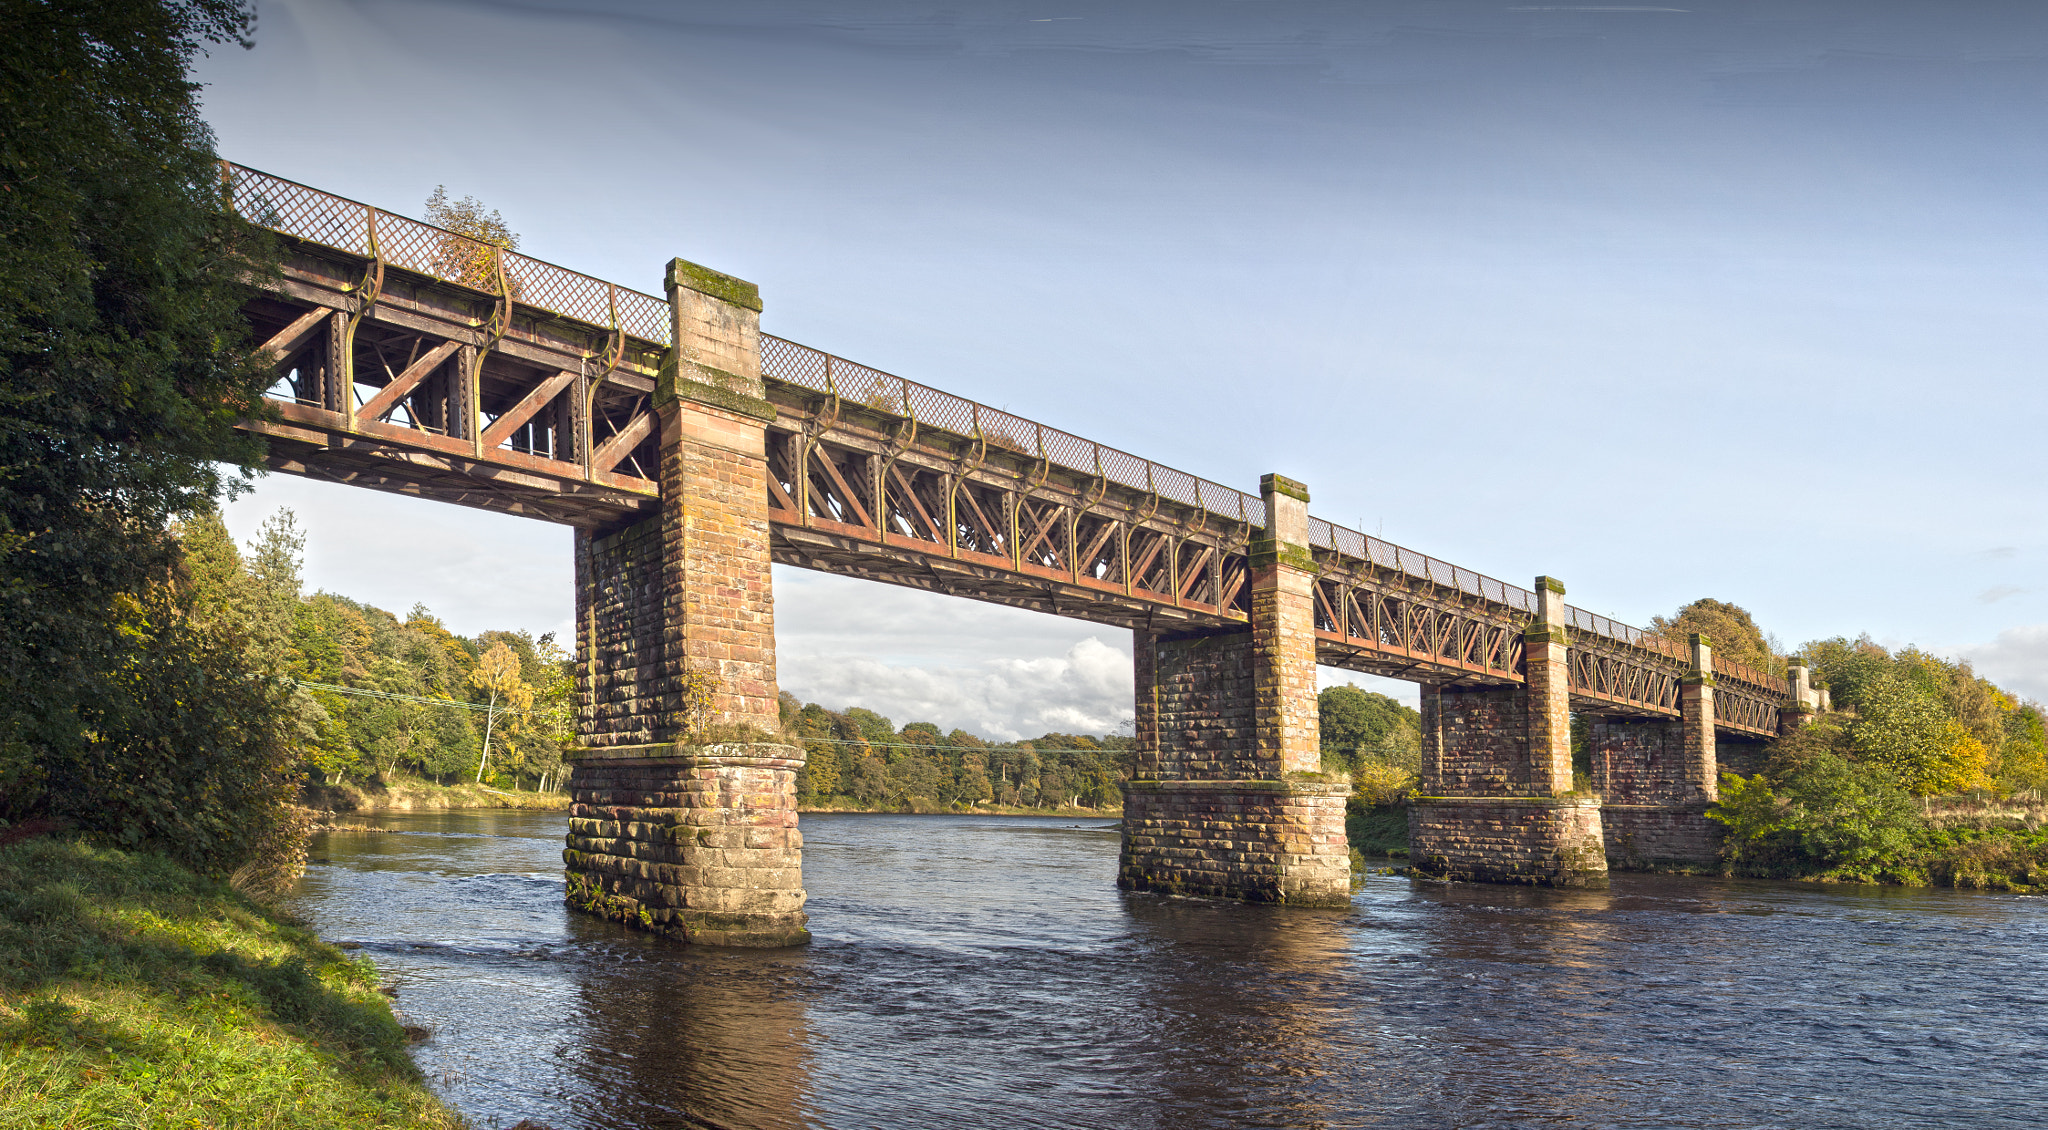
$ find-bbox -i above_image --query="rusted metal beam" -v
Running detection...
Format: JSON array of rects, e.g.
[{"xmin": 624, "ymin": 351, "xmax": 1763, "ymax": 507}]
[
  {"xmin": 256, "ymin": 308, "xmax": 331, "ymax": 363},
  {"xmin": 591, "ymin": 411, "xmax": 654, "ymax": 472},
  {"xmin": 357, "ymin": 339, "xmax": 461, "ymax": 423},
  {"xmin": 481, "ymin": 369, "xmax": 577, "ymax": 452}
]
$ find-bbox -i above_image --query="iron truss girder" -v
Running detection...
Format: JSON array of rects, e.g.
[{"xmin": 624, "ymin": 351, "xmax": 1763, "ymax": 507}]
[
  {"xmin": 237, "ymin": 243, "xmax": 665, "ymax": 530},
  {"xmin": 770, "ymin": 527, "xmax": 1224, "ymax": 632},
  {"xmin": 1310, "ymin": 564, "xmax": 1529, "ymax": 685},
  {"xmin": 763, "ymin": 412, "xmax": 1255, "ymax": 628}
]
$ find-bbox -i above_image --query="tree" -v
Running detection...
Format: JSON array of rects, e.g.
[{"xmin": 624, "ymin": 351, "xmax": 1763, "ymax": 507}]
[
  {"xmin": 1650, "ymin": 598, "xmax": 1779, "ymax": 674},
  {"xmin": 792, "ymin": 702, "xmax": 842, "ymax": 800},
  {"xmin": 1853, "ymin": 672, "xmax": 1987, "ymax": 795},
  {"xmin": 1998, "ymin": 704, "xmax": 2048, "ymax": 794},
  {"xmin": 527, "ymin": 632, "xmax": 574, "ymax": 791},
  {"xmin": 425, "ymin": 185, "xmax": 520, "ymax": 293},
  {"xmin": 1802, "ymin": 635, "xmax": 1893, "ymax": 708},
  {"xmin": 469, "ymin": 640, "xmax": 533, "ymax": 784},
  {"xmin": 1318, "ymin": 685, "xmax": 1421, "ymax": 773},
  {"xmin": 0, "ymin": 1, "xmax": 280, "ymax": 842}
]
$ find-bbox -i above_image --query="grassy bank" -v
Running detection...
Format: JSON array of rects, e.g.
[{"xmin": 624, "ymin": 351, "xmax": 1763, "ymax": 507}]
[
  {"xmin": 305, "ymin": 779, "xmax": 568, "ymax": 814},
  {"xmin": 1347, "ymin": 802, "xmax": 1410, "ymax": 858},
  {"xmin": 0, "ymin": 838, "xmax": 459, "ymax": 1129}
]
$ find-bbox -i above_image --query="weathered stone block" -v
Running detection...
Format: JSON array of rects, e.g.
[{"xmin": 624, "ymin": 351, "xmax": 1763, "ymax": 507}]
[{"xmin": 1407, "ymin": 796, "xmax": 1608, "ymax": 887}]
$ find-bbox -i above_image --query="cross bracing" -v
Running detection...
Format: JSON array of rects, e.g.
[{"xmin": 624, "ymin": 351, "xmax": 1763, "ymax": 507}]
[{"xmin": 223, "ymin": 162, "xmax": 1788, "ymax": 739}]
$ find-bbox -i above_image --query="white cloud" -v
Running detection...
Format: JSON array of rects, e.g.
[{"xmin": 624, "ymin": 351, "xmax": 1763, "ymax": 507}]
[
  {"xmin": 1960, "ymin": 624, "xmax": 2048, "ymax": 704},
  {"xmin": 780, "ymin": 637, "xmax": 1134, "ymax": 742},
  {"xmin": 1979, "ymin": 585, "xmax": 2027, "ymax": 604}
]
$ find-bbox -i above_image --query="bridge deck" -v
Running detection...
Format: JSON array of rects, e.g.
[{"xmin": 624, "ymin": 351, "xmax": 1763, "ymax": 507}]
[{"xmin": 221, "ymin": 162, "xmax": 1786, "ymax": 738}]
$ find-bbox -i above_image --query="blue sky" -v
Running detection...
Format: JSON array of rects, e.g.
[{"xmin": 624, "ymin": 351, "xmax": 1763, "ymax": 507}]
[{"xmin": 203, "ymin": 0, "xmax": 2048, "ymax": 736}]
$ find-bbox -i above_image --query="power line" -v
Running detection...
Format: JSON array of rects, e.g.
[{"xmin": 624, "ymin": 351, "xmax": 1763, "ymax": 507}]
[{"xmin": 295, "ymin": 679, "xmax": 541, "ymax": 716}]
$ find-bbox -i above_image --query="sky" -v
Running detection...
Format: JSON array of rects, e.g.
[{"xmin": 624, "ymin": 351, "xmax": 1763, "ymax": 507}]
[{"xmin": 201, "ymin": 0, "xmax": 2048, "ymax": 738}]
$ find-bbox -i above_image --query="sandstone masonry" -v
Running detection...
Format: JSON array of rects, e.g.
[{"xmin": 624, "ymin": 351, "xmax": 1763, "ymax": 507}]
[
  {"xmin": 1407, "ymin": 577, "xmax": 1610, "ymax": 888},
  {"xmin": 1119, "ymin": 475, "xmax": 1350, "ymax": 908},
  {"xmin": 564, "ymin": 258, "xmax": 808, "ymax": 947}
]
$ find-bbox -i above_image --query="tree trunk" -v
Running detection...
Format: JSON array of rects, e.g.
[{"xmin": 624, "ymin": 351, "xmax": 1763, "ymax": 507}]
[{"xmin": 476, "ymin": 692, "xmax": 500, "ymax": 784}]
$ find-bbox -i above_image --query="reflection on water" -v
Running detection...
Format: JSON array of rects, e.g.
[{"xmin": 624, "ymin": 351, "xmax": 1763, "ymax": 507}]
[{"xmin": 292, "ymin": 811, "xmax": 2048, "ymax": 1129}]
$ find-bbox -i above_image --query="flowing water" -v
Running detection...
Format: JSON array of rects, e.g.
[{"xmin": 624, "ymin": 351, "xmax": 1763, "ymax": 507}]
[{"xmin": 291, "ymin": 810, "xmax": 2048, "ymax": 1129}]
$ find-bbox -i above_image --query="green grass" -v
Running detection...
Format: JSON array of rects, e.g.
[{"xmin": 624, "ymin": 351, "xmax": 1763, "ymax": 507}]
[
  {"xmin": 1346, "ymin": 802, "xmax": 1410, "ymax": 858},
  {"xmin": 0, "ymin": 838, "xmax": 460, "ymax": 1129}
]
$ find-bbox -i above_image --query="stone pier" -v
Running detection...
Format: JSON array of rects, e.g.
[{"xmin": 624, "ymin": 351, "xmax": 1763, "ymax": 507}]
[
  {"xmin": 1589, "ymin": 634, "xmax": 1720, "ymax": 863},
  {"xmin": 563, "ymin": 258, "xmax": 809, "ymax": 947},
  {"xmin": 1407, "ymin": 577, "xmax": 1608, "ymax": 887},
  {"xmin": 1118, "ymin": 474, "xmax": 1352, "ymax": 907},
  {"xmin": 1590, "ymin": 633, "xmax": 1720, "ymax": 869}
]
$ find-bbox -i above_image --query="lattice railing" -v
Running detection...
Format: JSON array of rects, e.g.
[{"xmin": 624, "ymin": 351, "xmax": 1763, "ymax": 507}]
[
  {"xmin": 1714, "ymin": 653, "xmax": 1790, "ymax": 699},
  {"xmin": 222, "ymin": 163, "xmax": 670, "ymax": 346},
  {"xmin": 760, "ymin": 334, "xmax": 1268, "ymax": 526},
  {"xmin": 1309, "ymin": 517, "xmax": 1538, "ymax": 616}
]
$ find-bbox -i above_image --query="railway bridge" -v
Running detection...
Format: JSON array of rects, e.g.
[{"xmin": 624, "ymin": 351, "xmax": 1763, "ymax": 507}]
[{"xmin": 226, "ymin": 165, "xmax": 1824, "ymax": 947}]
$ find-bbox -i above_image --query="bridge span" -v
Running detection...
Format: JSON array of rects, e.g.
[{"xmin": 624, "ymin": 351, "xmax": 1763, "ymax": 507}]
[{"xmin": 226, "ymin": 164, "xmax": 1821, "ymax": 946}]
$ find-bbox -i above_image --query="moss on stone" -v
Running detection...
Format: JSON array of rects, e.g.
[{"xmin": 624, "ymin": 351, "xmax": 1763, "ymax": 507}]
[
  {"xmin": 1259, "ymin": 473, "xmax": 1310, "ymax": 503},
  {"xmin": 666, "ymin": 257, "xmax": 762, "ymax": 311}
]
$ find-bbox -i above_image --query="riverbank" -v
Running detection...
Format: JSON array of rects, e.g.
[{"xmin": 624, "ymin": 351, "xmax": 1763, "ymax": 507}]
[
  {"xmin": 0, "ymin": 838, "xmax": 459, "ymax": 1129},
  {"xmin": 1351, "ymin": 795, "xmax": 2048, "ymax": 890},
  {"xmin": 306, "ymin": 779, "xmax": 569, "ymax": 814}
]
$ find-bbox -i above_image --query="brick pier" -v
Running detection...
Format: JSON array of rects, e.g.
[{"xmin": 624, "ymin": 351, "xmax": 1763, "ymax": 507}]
[
  {"xmin": 1118, "ymin": 475, "xmax": 1352, "ymax": 907},
  {"xmin": 1408, "ymin": 578, "xmax": 1609, "ymax": 887},
  {"xmin": 564, "ymin": 258, "xmax": 809, "ymax": 947}
]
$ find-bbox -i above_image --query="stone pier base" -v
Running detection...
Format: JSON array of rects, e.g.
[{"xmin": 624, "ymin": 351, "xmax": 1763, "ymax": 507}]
[
  {"xmin": 564, "ymin": 742, "xmax": 809, "ymax": 947},
  {"xmin": 1601, "ymin": 803, "xmax": 1721, "ymax": 870},
  {"xmin": 1118, "ymin": 780, "xmax": 1352, "ymax": 907},
  {"xmin": 1407, "ymin": 796, "xmax": 1609, "ymax": 887}
]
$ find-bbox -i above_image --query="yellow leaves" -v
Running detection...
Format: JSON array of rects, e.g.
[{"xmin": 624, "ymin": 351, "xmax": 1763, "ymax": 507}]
[
  {"xmin": 1922, "ymin": 728, "xmax": 1991, "ymax": 796},
  {"xmin": 1351, "ymin": 760, "xmax": 1417, "ymax": 807},
  {"xmin": 468, "ymin": 642, "xmax": 534, "ymax": 715}
]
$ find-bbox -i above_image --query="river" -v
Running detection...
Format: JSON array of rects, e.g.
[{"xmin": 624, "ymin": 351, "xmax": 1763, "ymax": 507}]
[{"xmin": 291, "ymin": 810, "xmax": 2048, "ymax": 1129}]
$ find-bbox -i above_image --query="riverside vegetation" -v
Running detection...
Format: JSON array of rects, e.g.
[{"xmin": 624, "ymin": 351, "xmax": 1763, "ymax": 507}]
[
  {"xmin": 0, "ymin": 2, "xmax": 459, "ymax": 1124},
  {"xmin": 1333, "ymin": 599, "xmax": 2048, "ymax": 890}
]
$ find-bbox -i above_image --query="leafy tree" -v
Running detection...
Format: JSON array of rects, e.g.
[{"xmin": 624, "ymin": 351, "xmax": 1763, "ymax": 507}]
[
  {"xmin": 956, "ymin": 749, "xmax": 995, "ymax": 804},
  {"xmin": 791, "ymin": 701, "xmax": 842, "ymax": 801},
  {"xmin": 844, "ymin": 708, "xmax": 897, "ymax": 750},
  {"xmin": 424, "ymin": 185, "xmax": 520, "ymax": 292},
  {"xmin": 34, "ymin": 509, "xmax": 306, "ymax": 881},
  {"xmin": 0, "ymin": 0, "xmax": 280, "ymax": 844},
  {"xmin": 1853, "ymin": 672, "xmax": 1986, "ymax": 795},
  {"xmin": 1712, "ymin": 754, "xmax": 1918, "ymax": 871},
  {"xmin": 526, "ymin": 632, "xmax": 573, "ymax": 791},
  {"xmin": 1998, "ymin": 705, "xmax": 2048, "ymax": 794},
  {"xmin": 1802, "ymin": 635, "xmax": 1893, "ymax": 709},
  {"xmin": 1318, "ymin": 685, "xmax": 1420, "ymax": 774},
  {"xmin": 849, "ymin": 752, "xmax": 889, "ymax": 805},
  {"xmin": 469, "ymin": 640, "xmax": 533, "ymax": 784},
  {"xmin": 1650, "ymin": 598, "xmax": 1779, "ymax": 674}
]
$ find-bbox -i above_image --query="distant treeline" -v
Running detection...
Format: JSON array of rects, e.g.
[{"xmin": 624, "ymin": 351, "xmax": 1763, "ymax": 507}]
[{"xmin": 779, "ymin": 697, "xmax": 1131, "ymax": 810}]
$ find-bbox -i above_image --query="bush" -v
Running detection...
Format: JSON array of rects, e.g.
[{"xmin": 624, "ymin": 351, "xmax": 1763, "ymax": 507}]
[{"xmin": 1711, "ymin": 754, "xmax": 1918, "ymax": 876}]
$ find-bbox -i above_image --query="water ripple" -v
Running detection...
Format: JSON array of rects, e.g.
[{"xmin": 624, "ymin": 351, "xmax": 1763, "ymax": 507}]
[{"xmin": 290, "ymin": 810, "xmax": 2048, "ymax": 1130}]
